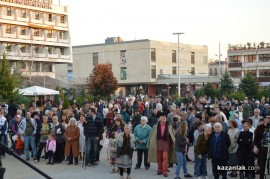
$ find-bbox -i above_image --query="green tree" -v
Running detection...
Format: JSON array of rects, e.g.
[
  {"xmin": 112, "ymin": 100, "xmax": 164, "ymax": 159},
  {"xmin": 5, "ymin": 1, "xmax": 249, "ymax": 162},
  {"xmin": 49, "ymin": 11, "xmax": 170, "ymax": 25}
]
[
  {"xmin": 220, "ymin": 72, "xmax": 234, "ymax": 95},
  {"xmin": 63, "ymin": 97, "xmax": 70, "ymax": 109},
  {"xmin": 204, "ymin": 83, "xmax": 216, "ymax": 99},
  {"xmin": 87, "ymin": 64, "xmax": 118, "ymax": 98},
  {"xmin": 239, "ymin": 73, "xmax": 258, "ymax": 98},
  {"xmin": 0, "ymin": 54, "xmax": 17, "ymax": 102}
]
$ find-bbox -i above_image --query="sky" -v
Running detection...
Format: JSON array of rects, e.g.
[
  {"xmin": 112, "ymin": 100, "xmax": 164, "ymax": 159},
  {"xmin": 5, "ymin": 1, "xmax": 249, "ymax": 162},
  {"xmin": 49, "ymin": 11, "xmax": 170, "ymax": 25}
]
[{"xmin": 58, "ymin": 0, "xmax": 270, "ymax": 60}]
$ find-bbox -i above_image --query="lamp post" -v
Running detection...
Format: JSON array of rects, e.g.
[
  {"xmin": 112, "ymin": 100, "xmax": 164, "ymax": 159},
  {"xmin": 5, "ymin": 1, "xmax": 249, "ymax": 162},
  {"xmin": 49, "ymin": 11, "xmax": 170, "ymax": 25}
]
[{"xmin": 173, "ymin": 32, "xmax": 184, "ymax": 97}]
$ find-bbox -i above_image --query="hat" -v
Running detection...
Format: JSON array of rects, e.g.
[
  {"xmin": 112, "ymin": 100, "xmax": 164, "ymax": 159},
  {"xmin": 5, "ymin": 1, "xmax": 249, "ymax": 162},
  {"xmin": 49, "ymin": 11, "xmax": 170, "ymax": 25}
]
[
  {"xmin": 145, "ymin": 102, "xmax": 149, "ymax": 107},
  {"xmin": 157, "ymin": 112, "xmax": 166, "ymax": 118}
]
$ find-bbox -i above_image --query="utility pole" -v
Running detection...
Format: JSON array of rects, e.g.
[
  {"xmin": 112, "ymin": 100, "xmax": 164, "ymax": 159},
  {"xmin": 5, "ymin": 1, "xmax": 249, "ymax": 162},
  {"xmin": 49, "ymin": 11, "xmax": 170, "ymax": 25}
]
[{"xmin": 173, "ymin": 32, "xmax": 184, "ymax": 97}]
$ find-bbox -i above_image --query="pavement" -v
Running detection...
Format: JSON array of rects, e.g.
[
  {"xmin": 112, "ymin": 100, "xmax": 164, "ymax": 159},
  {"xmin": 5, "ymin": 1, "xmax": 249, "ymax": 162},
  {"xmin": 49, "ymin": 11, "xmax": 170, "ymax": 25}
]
[{"xmin": 1, "ymin": 145, "xmax": 265, "ymax": 179}]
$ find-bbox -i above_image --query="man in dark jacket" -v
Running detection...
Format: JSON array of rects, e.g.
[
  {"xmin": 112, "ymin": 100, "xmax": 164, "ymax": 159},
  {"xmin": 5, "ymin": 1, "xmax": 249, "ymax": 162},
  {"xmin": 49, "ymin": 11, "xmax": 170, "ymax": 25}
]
[
  {"xmin": 131, "ymin": 109, "xmax": 142, "ymax": 132},
  {"xmin": 253, "ymin": 115, "xmax": 270, "ymax": 179},
  {"xmin": 83, "ymin": 108, "xmax": 104, "ymax": 167},
  {"xmin": 208, "ymin": 122, "xmax": 231, "ymax": 179}
]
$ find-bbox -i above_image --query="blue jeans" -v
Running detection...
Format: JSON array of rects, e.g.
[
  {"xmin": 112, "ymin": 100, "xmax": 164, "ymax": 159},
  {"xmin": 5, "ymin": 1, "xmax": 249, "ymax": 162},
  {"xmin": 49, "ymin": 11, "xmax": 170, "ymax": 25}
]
[
  {"xmin": 24, "ymin": 135, "xmax": 37, "ymax": 160},
  {"xmin": 0, "ymin": 135, "xmax": 8, "ymax": 145},
  {"xmin": 175, "ymin": 152, "xmax": 188, "ymax": 177},
  {"xmin": 194, "ymin": 152, "xmax": 207, "ymax": 177},
  {"xmin": 85, "ymin": 137, "xmax": 98, "ymax": 164}
]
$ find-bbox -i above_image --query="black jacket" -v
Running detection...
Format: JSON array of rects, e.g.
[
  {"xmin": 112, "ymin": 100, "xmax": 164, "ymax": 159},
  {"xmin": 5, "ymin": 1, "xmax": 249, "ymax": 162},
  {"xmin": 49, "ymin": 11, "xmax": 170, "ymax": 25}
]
[
  {"xmin": 208, "ymin": 131, "xmax": 231, "ymax": 160},
  {"xmin": 237, "ymin": 130, "xmax": 253, "ymax": 152},
  {"xmin": 83, "ymin": 114, "xmax": 104, "ymax": 139}
]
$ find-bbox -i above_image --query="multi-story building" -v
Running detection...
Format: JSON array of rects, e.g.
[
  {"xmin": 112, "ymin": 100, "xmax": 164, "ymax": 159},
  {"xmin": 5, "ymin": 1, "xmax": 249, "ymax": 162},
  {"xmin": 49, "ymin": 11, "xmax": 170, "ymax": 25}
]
[
  {"xmin": 72, "ymin": 37, "xmax": 214, "ymax": 96},
  {"xmin": 0, "ymin": 0, "xmax": 72, "ymax": 83},
  {"xmin": 208, "ymin": 60, "xmax": 227, "ymax": 77},
  {"xmin": 227, "ymin": 42, "xmax": 270, "ymax": 87}
]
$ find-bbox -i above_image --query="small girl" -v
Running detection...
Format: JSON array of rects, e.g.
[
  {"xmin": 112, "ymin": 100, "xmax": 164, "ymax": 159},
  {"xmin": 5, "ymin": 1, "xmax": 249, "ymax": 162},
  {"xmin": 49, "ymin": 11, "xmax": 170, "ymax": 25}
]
[
  {"xmin": 109, "ymin": 131, "xmax": 118, "ymax": 173},
  {"xmin": 46, "ymin": 134, "xmax": 56, "ymax": 165}
]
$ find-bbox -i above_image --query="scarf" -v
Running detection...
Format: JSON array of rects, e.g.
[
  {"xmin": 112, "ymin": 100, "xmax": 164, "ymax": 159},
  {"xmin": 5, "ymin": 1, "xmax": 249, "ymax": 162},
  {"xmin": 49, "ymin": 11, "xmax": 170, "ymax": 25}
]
[{"xmin": 157, "ymin": 122, "xmax": 169, "ymax": 141}]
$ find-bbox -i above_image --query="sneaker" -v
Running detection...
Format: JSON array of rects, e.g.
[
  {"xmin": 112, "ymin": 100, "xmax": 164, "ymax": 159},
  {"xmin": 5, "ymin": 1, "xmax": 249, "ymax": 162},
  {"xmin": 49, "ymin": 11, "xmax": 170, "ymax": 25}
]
[
  {"xmin": 135, "ymin": 166, "xmax": 140, "ymax": 169},
  {"xmin": 184, "ymin": 174, "xmax": 193, "ymax": 178},
  {"xmin": 174, "ymin": 177, "xmax": 181, "ymax": 179},
  {"xmin": 87, "ymin": 163, "xmax": 93, "ymax": 167},
  {"xmin": 34, "ymin": 159, "xmax": 38, "ymax": 163},
  {"xmin": 145, "ymin": 166, "xmax": 150, "ymax": 170}
]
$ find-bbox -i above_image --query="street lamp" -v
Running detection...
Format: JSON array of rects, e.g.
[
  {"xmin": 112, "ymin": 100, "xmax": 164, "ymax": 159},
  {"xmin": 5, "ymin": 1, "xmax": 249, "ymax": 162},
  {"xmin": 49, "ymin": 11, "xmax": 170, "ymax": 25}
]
[{"xmin": 173, "ymin": 32, "xmax": 184, "ymax": 97}]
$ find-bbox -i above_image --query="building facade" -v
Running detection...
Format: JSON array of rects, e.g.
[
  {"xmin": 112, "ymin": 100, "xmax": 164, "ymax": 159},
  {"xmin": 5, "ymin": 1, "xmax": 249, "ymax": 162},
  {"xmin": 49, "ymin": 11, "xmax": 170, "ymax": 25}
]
[
  {"xmin": 72, "ymin": 37, "xmax": 210, "ymax": 96},
  {"xmin": 228, "ymin": 43, "xmax": 270, "ymax": 87},
  {"xmin": 208, "ymin": 60, "xmax": 227, "ymax": 77},
  {"xmin": 0, "ymin": 0, "xmax": 72, "ymax": 83}
]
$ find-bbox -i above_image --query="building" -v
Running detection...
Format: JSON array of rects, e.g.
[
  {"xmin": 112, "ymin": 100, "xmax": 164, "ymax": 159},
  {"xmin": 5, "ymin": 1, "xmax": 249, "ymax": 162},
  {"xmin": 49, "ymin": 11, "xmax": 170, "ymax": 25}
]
[
  {"xmin": 208, "ymin": 60, "xmax": 227, "ymax": 77},
  {"xmin": 0, "ymin": 0, "xmax": 72, "ymax": 84},
  {"xmin": 72, "ymin": 37, "xmax": 212, "ymax": 96},
  {"xmin": 227, "ymin": 42, "xmax": 270, "ymax": 87}
]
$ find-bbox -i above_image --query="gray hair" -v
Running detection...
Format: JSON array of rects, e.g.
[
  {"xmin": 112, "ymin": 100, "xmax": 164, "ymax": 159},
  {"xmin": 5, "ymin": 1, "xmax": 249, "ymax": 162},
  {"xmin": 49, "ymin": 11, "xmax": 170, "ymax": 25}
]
[
  {"xmin": 141, "ymin": 116, "xmax": 148, "ymax": 122},
  {"xmin": 69, "ymin": 118, "xmax": 77, "ymax": 124},
  {"xmin": 254, "ymin": 108, "xmax": 260, "ymax": 113},
  {"xmin": 204, "ymin": 123, "xmax": 212, "ymax": 131},
  {"xmin": 214, "ymin": 122, "xmax": 222, "ymax": 129},
  {"xmin": 16, "ymin": 110, "xmax": 22, "ymax": 115}
]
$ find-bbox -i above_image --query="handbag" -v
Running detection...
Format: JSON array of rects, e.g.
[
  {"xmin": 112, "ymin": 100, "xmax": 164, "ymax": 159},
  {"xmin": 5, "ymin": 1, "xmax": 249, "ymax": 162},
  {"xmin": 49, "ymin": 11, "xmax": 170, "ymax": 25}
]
[{"xmin": 16, "ymin": 136, "xmax": 24, "ymax": 150}]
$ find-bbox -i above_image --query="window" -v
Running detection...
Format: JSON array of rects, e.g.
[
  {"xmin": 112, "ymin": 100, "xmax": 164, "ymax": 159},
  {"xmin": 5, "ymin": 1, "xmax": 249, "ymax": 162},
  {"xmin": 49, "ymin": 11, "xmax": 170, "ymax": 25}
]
[
  {"xmin": 60, "ymin": 16, "xmax": 65, "ymax": 23},
  {"xmin": 244, "ymin": 70, "xmax": 256, "ymax": 77},
  {"xmin": 6, "ymin": 25, "xmax": 12, "ymax": 34},
  {"xmin": 59, "ymin": 31, "xmax": 64, "ymax": 39},
  {"xmin": 191, "ymin": 52, "xmax": 195, "ymax": 64},
  {"xmin": 259, "ymin": 69, "xmax": 270, "ymax": 77},
  {"xmin": 68, "ymin": 70, "xmax": 73, "ymax": 81},
  {"xmin": 20, "ymin": 45, "xmax": 26, "ymax": 53},
  {"xmin": 48, "ymin": 47, "xmax": 52, "ymax": 54},
  {"xmin": 35, "ymin": 12, "xmax": 40, "ymax": 20},
  {"xmin": 43, "ymin": 63, "xmax": 52, "ymax": 72},
  {"xmin": 20, "ymin": 27, "xmax": 27, "ymax": 35},
  {"xmin": 34, "ymin": 46, "xmax": 39, "ymax": 53},
  {"xmin": 60, "ymin": 48, "xmax": 65, "ymax": 55},
  {"xmin": 48, "ymin": 14, "xmax": 52, "ymax": 21},
  {"xmin": 229, "ymin": 56, "xmax": 241, "ymax": 63},
  {"xmin": 47, "ymin": 30, "xmax": 53, "ymax": 38},
  {"xmin": 203, "ymin": 56, "xmax": 208, "ymax": 64},
  {"xmin": 191, "ymin": 67, "xmax": 195, "ymax": 75},
  {"xmin": 151, "ymin": 48, "xmax": 156, "ymax": 62},
  {"xmin": 21, "ymin": 9, "xmax": 27, "ymax": 18},
  {"xmin": 151, "ymin": 65, "xmax": 156, "ymax": 79},
  {"xmin": 6, "ymin": 44, "xmax": 12, "ymax": 52},
  {"xmin": 172, "ymin": 50, "xmax": 176, "ymax": 63},
  {"xmin": 34, "ymin": 29, "xmax": 40, "ymax": 36},
  {"xmin": 210, "ymin": 68, "xmax": 213, "ymax": 76},
  {"xmin": 172, "ymin": 66, "xmax": 177, "ymax": 75},
  {"xmin": 93, "ymin": 53, "xmax": 98, "ymax": 65},
  {"xmin": 7, "ymin": 7, "xmax": 12, "ymax": 16},
  {"xmin": 214, "ymin": 68, "xmax": 217, "ymax": 76},
  {"xmin": 244, "ymin": 55, "xmax": 256, "ymax": 63},
  {"xmin": 230, "ymin": 71, "xmax": 242, "ymax": 78},
  {"xmin": 258, "ymin": 54, "xmax": 270, "ymax": 62}
]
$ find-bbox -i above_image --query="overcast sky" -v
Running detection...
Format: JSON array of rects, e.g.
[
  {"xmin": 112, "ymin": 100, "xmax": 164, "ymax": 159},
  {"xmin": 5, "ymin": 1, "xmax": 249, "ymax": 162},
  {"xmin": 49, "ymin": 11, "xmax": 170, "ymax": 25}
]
[{"xmin": 58, "ymin": 0, "xmax": 270, "ymax": 60}]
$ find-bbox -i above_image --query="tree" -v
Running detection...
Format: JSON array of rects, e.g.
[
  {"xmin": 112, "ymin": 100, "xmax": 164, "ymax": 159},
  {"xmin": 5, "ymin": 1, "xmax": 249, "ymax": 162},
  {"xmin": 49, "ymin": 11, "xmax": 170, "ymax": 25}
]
[
  {"xmin": 203, "ymin": 83, "xmax": 216, "ymax": 99},
  {"xmin": 239, "ymin": 73, "xmax": 258, "ymax": 98},
  {"xmin": 0, "ymin": 54, "xmax": 17, "ymax": 102},
  {"xmin": 220, "ymin": 72, "xmax": 234, "ymax": 95},
  {"xmin": 87, "ymin": 64, "xmax": 118, "ymax": 98},
  {"xmin": 63, "ymin": 97, "xmax": 70, "ymax": 109}
]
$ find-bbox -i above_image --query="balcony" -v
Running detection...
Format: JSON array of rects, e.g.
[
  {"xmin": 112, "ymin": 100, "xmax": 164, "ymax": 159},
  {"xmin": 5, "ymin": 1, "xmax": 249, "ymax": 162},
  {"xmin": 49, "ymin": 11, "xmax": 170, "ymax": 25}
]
[{"xmin": 228, "ymin": 63, "xmax": 242, "ymax": 68}]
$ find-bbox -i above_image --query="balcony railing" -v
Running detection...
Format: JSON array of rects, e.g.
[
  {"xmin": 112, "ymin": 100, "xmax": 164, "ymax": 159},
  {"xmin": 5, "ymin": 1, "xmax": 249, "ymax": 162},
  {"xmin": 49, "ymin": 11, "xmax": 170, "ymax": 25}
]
[{"xmin": 228, "ymin": 63, "xmax": 242, "ymax": 68}]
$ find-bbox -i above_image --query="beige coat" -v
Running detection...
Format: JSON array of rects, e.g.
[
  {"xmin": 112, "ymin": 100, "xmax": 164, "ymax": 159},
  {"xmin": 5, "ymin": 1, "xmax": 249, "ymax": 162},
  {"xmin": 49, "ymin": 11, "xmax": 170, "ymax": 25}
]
[
  {"xmin": 65, "ymin": 125, "xmax": 80, "ymax": 157},
  {"xmin": 147, "ymin": 123, "xmax": 177, "ymax": 163}
]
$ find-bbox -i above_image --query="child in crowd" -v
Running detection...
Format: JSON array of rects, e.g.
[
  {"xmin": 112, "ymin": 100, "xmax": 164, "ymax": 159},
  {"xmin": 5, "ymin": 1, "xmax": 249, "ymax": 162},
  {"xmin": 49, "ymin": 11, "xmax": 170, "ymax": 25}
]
[
  {"xmin": 46, "ymin": 134, "xmax": 56, "ymax": 165},
  {"xmin": 109, "ymin": 131, "xmax": 118, "ymax": 173}
]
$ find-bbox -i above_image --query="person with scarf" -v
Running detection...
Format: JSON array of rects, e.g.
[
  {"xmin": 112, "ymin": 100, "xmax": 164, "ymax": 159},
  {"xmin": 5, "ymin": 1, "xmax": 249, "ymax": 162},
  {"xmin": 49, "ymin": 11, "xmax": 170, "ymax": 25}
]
[{"xmin": 147, "ymin": 112, "xmax": 176, "ymax": 177}]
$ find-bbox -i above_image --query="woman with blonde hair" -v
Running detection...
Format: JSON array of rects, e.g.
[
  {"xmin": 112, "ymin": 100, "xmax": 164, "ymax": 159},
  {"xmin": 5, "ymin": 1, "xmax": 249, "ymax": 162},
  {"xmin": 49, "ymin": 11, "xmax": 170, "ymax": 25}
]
[{"xmin": 174, "ymin": 122, "xmax": 193, "ymax": 179}]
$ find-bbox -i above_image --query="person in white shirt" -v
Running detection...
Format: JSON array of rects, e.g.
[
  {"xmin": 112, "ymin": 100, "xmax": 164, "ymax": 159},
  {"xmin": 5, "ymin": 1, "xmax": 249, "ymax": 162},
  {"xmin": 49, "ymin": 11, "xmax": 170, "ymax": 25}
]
[{"xmin": 249, "ymin": 109, "xmax": 263, "ymax": 129}]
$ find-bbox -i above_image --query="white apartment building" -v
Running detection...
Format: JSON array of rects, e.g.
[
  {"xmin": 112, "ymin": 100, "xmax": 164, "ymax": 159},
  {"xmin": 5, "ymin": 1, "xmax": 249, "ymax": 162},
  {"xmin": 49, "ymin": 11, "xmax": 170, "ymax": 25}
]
[
  {"xmin": 72, "ymin": 37, "xmax": 211, "ymax": 96},
  {"xmin": 0, "ymin": 0, "xmax": 72, "ymax": 83},
  {"xmin": 208, "ymin": 60, "xmax": 227, "ymax": 77},
  {"xmin": 228, "ymin": 42, "xmax": 270, "ymax": 87}
]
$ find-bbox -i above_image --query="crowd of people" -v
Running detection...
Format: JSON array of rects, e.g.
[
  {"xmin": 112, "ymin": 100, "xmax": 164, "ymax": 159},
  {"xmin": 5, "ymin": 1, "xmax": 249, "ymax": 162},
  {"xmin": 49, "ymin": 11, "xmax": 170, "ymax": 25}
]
[{"xmin": 0, "ymin": 94, "xmax": 269, "ymax": 179}]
